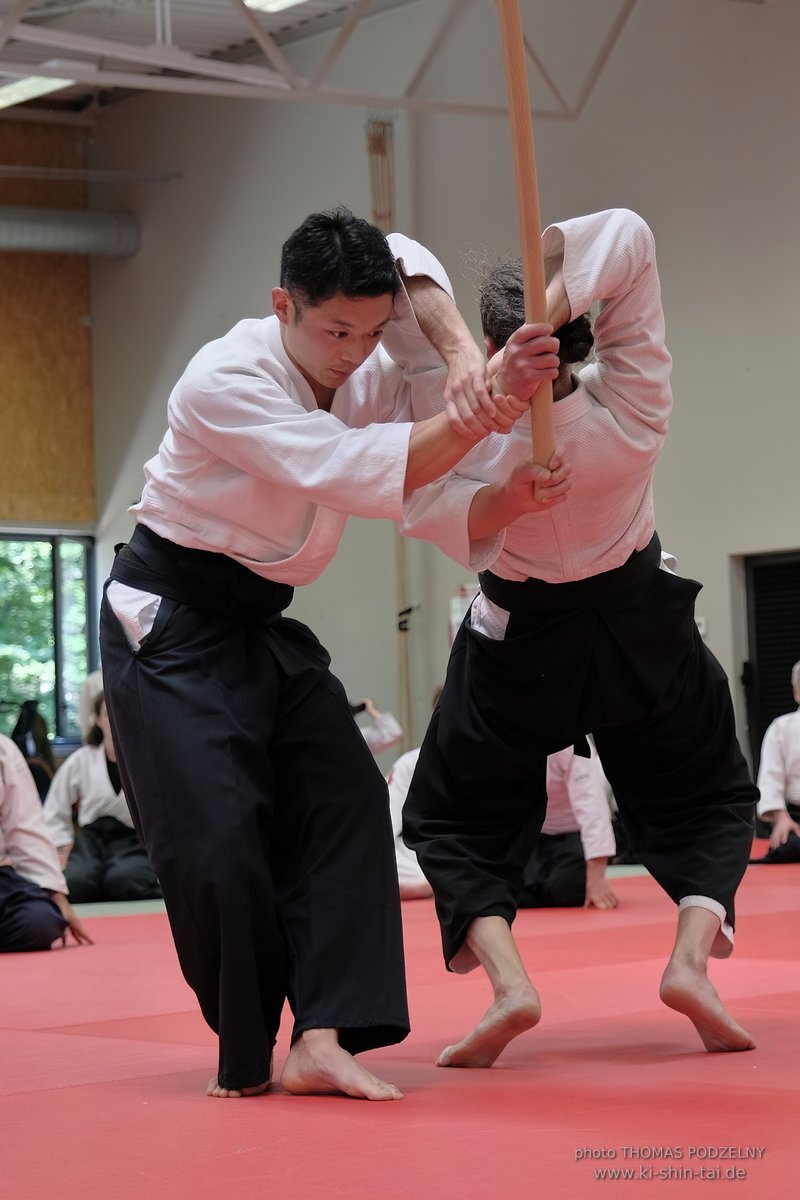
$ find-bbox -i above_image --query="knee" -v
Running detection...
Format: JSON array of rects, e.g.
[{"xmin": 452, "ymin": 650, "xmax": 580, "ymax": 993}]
[
  {"xmin": 105, "ymin": 867, "xmax": 161, "ymax": 901},
  {"xmin": 2, "ymin": 904, "xmax": 66, "ymax": 952},
  {"xmin": 548, "ymin": 879, "xmax": 586, "ymax": 907},
  {"xmin": 64, "ymin": 874, "xmax": 101, "ymax": 904},
  {"xmin": 548, "ymin": 866, "xmax": 586, "ymax": 907}
]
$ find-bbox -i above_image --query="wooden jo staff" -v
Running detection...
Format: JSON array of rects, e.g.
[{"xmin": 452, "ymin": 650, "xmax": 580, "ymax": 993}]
[{"xmin": 495, "ymin": 0, "xmax": 556, "ymax": 467}]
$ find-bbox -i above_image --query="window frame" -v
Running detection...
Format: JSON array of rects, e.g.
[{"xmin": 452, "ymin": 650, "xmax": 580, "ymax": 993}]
[{"xmin": 0, "ymin": 530, "xmax": 98, "ymax": 748}]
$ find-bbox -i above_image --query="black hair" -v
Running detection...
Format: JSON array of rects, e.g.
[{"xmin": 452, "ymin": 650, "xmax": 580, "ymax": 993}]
[
  {"xmin": 86, "ymin": 691, "xmax": 105, "ymax": 746},
  {"xmin": 280, "ymin": 207, "xmax": 401, "ymax": 309},
  {"xmin": 479, "ymin": 257, "xmax": 594, "ymax": 364}
]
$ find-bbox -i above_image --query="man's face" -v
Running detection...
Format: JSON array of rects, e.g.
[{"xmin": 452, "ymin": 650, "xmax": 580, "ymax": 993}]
[{"xmin": 272, "ymin": 288, "xmax": 394, "ymax": 396}]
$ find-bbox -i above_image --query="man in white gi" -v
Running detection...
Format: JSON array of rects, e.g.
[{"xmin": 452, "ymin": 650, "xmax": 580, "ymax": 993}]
[
  {"xmin": 99, "ymin": 207, "xmax": 569, "ymax": 1102},
  {"xmin": 388, "ymin": 742, "xmax": 618, "ymax": 906},
  {"xmin": 403, "ymin": 208, "xmax": 758, "ymax": 1068},
  {"xmin": 520, "ymin": 745, "xmax": 618, "ymax": 910},
  {"xmin": 44, "ymin": 692, "xmax": 161, "ymax": 902},
  {"xmin": 0, "ymin": 733, "xmax": 92, "ymax": 952},
  {"xmin": 751, "ymin": 660, "xmax": 800, "ymax": 863}
]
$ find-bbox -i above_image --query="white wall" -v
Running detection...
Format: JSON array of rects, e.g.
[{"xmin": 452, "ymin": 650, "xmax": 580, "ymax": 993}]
[{"xmin": 89, "ymin": 0, "xmax": 800, "ymax": 761}]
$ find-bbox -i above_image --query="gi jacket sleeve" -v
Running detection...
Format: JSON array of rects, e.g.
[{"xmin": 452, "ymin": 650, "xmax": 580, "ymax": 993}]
[
  {"xmin": 1, "ymin": 738, "xmax": 67, "ymax": 894},
  {"xmin": 546, "ymin": 208, "xmax": 673, "ymax": 444},
  {"xmin": 382, "ymin": 232, "xmax": 504, "ymax": 570}
]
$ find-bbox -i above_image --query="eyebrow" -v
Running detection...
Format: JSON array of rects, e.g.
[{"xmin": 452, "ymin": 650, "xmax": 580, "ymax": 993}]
[{"xmin": 327, "ymin": 317, "xmax": 389, "ymax": 331}]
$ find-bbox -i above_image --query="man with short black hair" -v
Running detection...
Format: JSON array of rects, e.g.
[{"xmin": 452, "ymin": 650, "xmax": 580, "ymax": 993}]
[{"xmin": 100, "ymin": 206, "xmax": 569, "ymax": 1102}]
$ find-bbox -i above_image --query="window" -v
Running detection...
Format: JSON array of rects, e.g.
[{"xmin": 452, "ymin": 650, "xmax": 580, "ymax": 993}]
[{"xmin": 0, "ymin": 534, "xmax": 97, "ymax": 747}]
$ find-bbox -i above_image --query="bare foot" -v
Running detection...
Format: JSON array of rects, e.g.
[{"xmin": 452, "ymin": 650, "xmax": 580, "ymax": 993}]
[
  {"xmin": 206, "ymin": 1076, "xmax": 271, "ymax": 1098},
  {"xmin": 660, "ymin": 961, "xmax": 756, "ymax": 1052},
  {"xmin": 281, "ymin": 1029, "xmax": 403, "ymax": 1101},
  {"xmin": 437, "ymin": 982, "xmax": 542, "ymax": 1068}
]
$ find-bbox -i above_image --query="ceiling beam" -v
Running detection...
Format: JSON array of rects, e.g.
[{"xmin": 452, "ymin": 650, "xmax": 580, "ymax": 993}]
[
  {"xmin": 308, "ymin": 0, "xmax": 373, "ymax": 91},
  {"xmin": 228, "ymin": 0, "xmax": 303, "ymax": 90},
  {"xmin": 0, "ymin": 0, "xmax": 36, "ymax": 55}
]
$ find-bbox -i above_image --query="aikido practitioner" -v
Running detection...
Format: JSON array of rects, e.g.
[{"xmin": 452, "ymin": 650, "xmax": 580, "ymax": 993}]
[
  {"xmin": 402, "ymin": 208, "xmax": 758, "ymax": 1068},
  {"xmin": 99, "ymin": 207, "xmax": 569, "ymax": 1101}
]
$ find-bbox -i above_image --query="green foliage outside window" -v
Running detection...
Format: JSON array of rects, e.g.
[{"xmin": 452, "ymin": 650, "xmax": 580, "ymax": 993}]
[{"xmin": 0, "ymin": 536, "xmax": 95, "ymax": 744}]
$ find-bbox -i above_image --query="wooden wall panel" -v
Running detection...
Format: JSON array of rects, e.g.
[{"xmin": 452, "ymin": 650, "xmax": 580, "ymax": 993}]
[{"xmin": 0, "ymin": 121, "xmax": 96, "ymax": 526}]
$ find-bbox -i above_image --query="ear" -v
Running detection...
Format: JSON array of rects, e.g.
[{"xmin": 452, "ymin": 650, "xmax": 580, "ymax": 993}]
[
  {"xmin": 272, "ymin": 286, "xmax": 293, "ymax": 326},
  {"xmin": 484, "ymin": 335, "xmax": 499, "ymax": 357}
]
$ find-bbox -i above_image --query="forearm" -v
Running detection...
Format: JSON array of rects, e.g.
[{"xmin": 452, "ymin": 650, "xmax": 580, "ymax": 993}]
[
  {"xmin": 402, "ymin": 274, "xmax": 479, "ymax": 367},
  {"xmin": 546, "ymin": 269, "xmax": 571, "ymax": 333},
  {"xmin": 467, "ymin": 480, "xmax": 519, "ymax": 541},
  {"xmin": 585, "ymin": 857, "xmax": 609, "ymax": 885},
  {"xmin": 404, "ymin": 412, "xmax": 480, "ymax": 495}
]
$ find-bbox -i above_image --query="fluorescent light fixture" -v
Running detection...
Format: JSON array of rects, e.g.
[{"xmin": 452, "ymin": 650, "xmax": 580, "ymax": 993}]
[
  {"xmin": 0, "ymin": 74, "xmax": 75, "ymax": 110},
  {"xmin": 245, "ymin": 0, "xmax": 315, "ymax": 13}
]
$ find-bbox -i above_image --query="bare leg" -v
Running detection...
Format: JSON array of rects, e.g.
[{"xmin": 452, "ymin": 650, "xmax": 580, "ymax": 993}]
[
  {"xmin": 280, "ymin": 1029, "xmax": 403, "ymax": 1100},
  {"xmin": 437, "ymin": 915, "xmax": 541, "ymax": 1069},
  {"xmin": 659, "ymin": 906, "xmax": 755, "ymax": 1052}
]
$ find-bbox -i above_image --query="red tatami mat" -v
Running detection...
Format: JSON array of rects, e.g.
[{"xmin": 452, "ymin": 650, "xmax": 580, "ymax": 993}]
[{"xmin": 2, "ymin": 865, "xmax": 798, "ymax": 1199}]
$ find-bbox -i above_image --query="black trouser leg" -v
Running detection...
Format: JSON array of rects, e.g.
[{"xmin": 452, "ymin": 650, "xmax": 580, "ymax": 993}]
[
  {"xmin": 595, "ymin": 638, "xmax": 756, "ymax": 929},
  {"xmin": 0, "ymin": 867, "xmax": 67, "ymax": 952},
  {"xmin": 268, "ymin": 636, "xmax": 409, "ymax": 1053},
  {"xmin": 100, "ymin": 593, "xmax": 286, "ymax": 1091},
  {"xmin": 64, "ymin": 824, "xmax": 106, "ymax": 903},
  {"xmin": 519, "ymin": 833, "xmax": 586, "ymax": 908},
  {"xmin": 404, "ymin": 624, "xmax": 551, "ymax": 968}
]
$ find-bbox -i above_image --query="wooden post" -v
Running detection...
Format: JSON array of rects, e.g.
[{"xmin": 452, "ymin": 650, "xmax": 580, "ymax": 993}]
[{"xmin": 496, "ymin": 0, "xmax": 555, "ymax": 466}]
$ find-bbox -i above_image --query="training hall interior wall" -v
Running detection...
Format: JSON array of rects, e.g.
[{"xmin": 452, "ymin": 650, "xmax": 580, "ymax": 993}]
[
  {"xmin": 0, "ymin": 123, "xmax": 95, "ymax": 525},
  {"xmin": 84, "ymin": 0, "xmax": 800, "ymax": 760}
]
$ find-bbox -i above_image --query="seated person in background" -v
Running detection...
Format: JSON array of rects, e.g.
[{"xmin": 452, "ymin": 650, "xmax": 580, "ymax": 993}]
[
  {"xmin": 78, "ymin": 670, "xmax": 104, "ymax": 742},
  {"xmin": 43, "ymin": 693, "xmax": 162, "ymax": 903},
  {"xmin": 351, "ymin": 697, "xmax": 403, "ymax": 757},
  {"xmin": 751, "ymin": 659, "xmax": 800, "ymax": 865},
  {"xmin": 388, "ymin": 731, "xmax": 618, "ymax": 906},
  {"xmin": 387, "ymin": 745, "xmax": 434, "ymax": 899},
  {"xmin": 0, "ymin": 732, "xmax": 92, "ymax": 952},
  {"xmin": 519, "ymin": 745, "xmax": 619, "ymax": 909}
]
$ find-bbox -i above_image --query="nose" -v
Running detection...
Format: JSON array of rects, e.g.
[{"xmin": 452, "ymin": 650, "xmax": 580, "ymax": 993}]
[{"xmin": 342, "ymin": 337, "xmax": 372, "ymax": 366}]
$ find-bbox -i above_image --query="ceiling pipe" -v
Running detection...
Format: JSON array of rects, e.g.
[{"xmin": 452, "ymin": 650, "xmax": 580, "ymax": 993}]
[{"xmin": 0, "ymin": 205, "xmax": 139, "ymax": 256}]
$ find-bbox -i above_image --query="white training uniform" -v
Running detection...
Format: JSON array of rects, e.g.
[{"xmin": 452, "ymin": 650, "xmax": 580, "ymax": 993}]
[
  {"xmin": 542, "ymin": 746, "xmax": 616, "ymax": 862},
  {"xmin": 756, "ymin": 708, "xmax": 800, "ymax": 818},
  {"xmin": 0, "ymin": 733, "xmax": 67, "ymax": 895},
  {"xmin": 43, "ymin": 744, "xmax": 132, "ymax": 851},
  {"xmin": 107, "ymin": 234, "xmax": 500, "ymax": 647}
]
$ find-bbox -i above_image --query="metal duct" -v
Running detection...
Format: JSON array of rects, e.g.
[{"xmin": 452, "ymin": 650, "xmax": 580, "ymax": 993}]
[{"xmin": 0, "ymin": 206, "xmax": 140, "ymax": 257}]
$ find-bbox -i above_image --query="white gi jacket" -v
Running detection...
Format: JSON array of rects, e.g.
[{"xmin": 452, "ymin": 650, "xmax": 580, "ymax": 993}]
[
  {"xmin": 360, "ymin": 711, "xmax": 403, "ymax": 756},
  {"xmin": 386, "ymin": 748, "xmax": 427, "ymax": 887},
  {"xmin": 128, "ymin": 237, "xmax": 499, "ymax": 584},
  {"xmin": 0, "ymin": 733, "xmax": 67, "ymax": 894},
  {"xmin": 541, "ymin": 746, "xmax": 616, "ymax": 861},
  {"xmin": 109, "ymin": 236, "xmax": 503, "ymax": 642},
  {"xmin": 400, "ymin": 209, "xmax": 673, "ymax": 586},
  {"xmin": 43, "ymin": 744, "xmax": 133, "ymax": 851},
  {"xmin": 756, "ymin": 708, "xmax": 800, "ymax": 817}
]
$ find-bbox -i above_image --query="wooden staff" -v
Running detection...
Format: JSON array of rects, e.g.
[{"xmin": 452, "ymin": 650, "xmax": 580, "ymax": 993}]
[{"xmin": 496, "ymin": 0, "xmax": 556, "ymax": 466}]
